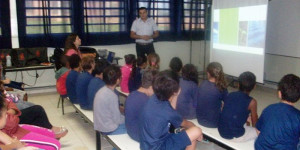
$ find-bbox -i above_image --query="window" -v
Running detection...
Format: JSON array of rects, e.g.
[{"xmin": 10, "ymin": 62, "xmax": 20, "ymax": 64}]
[
  {"xmin": 138, "ymin": 0, "xmax": 172, "ymax": 31},
  {"xmin": 83, "ymin": 0, "xmax": 127, "ymax": 33},
  {"xmin": 25, "ymin": 0, "xmax": 72, "ymax": 34},
  {"xmin": 183, "ymin": 0, "xmax": 209, "ymax": 31}
]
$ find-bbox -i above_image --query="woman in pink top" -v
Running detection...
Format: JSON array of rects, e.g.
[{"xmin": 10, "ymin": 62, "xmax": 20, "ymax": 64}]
[
  {"xmin": 120, "ymin": 54, "xmax": 136, "ymax": 93},
  {"xmin": 64, "ymin": 33, "xmax": 82, "ymax": 57}
]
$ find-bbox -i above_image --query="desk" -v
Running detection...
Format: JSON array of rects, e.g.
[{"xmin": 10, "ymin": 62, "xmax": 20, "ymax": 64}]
[{"xmin": 3, "ymin": 65, "xmax": 55, "ymax": 74}]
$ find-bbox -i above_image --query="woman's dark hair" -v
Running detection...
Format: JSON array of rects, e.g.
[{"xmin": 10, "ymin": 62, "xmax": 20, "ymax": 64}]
[
  {"xmin": 207, "ymin": 62, "xmax": 227, "ymax": 91},
  {"xmin": 238, "ymin": 71, "xmax": 256, "ymax": 92},
  {"xmin": 103, "ymin": 65, "xmax": 121, "ymax": 86},
  {"xmin": 182, "ymin": 64, "xmax": 199, "ymax": 85},
  {"xmin": 68, "ymin": 54, "xmax": 81, "ymax": 69},
  {"xmin": 278, "ymin": 74, "xmax": 300, "ymax": 103},
  {"xmin": 153, "ymin": 70, "xmax": 180, "ymax": 101},
  {"xmin": 81, "ymin": 56, "xmax": 95, "ymax": 71},
  {"xmin": 92, "ymin": 59, "xmax": 110, "ymax": 76},
  {"xmin": 141, "ymin": 69, "xmax": 159, "ymax": 88},
  {"xmin": 64, "ymin": 33, "xmax": 79, "ymax": 54},
  {"xmin": 169, "ymin": 57, "xmax": 183, "ymax": 74}
]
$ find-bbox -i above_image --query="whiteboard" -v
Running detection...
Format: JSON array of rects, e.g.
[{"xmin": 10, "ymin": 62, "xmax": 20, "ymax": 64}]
[{"xmin": 265, "ymin": 0, "xmax": 300, "ymax": 57}]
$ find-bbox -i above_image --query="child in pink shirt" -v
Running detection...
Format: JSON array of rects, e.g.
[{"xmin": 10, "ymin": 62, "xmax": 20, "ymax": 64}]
[{"xmin": 120, "ymin": 54, "xmax": 136, "ymax": 93}]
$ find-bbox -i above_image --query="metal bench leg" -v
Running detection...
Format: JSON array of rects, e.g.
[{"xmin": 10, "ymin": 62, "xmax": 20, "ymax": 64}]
[
  {"xmin": 57, "ymin": 96, "xmax": 61, "ymax": 108},
  {"xmin": 62, "ymin": 97, "xmax": 65, "ymax": 115},
  {"xmin": 96, "ymin": 131, "xmax": 101, "ymax": 150}
]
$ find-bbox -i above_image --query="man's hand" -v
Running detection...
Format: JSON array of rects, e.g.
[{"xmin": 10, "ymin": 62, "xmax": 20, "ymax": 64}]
[{"xmin": 141, "ymin": 35, "xmax": 151, "ymax": 41}]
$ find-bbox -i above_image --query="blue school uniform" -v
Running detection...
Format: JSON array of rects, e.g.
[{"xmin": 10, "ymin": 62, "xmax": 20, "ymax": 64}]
[
  {"xmin": 255, "ymin": 103, "xmax": 300, "ymax": 150},
  {"xmin": 197, "ymin": 80, "xmax": 228, "ymax": 128},
  {"xmin": 176, "ymin": 78, "xmax": 198, "ymax": 119},
  {"xmin": 66, "ymin": 70, "xmax": 80, "ymax": 104},
  {"xmin": 87, "ymin": 77, "xmax": 105, "ymax": 110},
  {"xmin": 218, "ymin": 91, "xmax": 252, "ymax": 139},
  {"xmin": 128, "ymin": 67, "xmax": 143, "ymax": 92},
  {"xmin": 139, "ymin": 95, "xmax": 191, "ymax": 150},
  {"xmin": 76, "ymin": 71, "xmax": 93, "ymax": 110},
  {"xmin": 125, "ymin": 91, "xmax": 149, "ymax": 141}
]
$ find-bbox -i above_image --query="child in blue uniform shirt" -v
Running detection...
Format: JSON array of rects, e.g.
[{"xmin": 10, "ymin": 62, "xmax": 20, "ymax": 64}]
[
  {"xmin": 255, "ymin": 74, "xmax": 300, "ymax": 150},
  {"xmin": 76, "ymin": 56, "xmax": 95, "ymax": 110},
  {"xmin": 66, "ymin": 54, "xmax": 81, "ymax": 104},
  {"xmin": 87, "ymin": 59, "xmax": 109, "ymax": 110},
  {"xmin": 218, "ymin": 71, "xmax": 258, "ymax": 142},
  {"xmin": 125, "ymin": 69, "xmax": 158, "ymax": 141},
  {"xmin": 176, "ymin": 64, "xmax": 199, "ymax": 119},
  {"xmin": 139, "ymin": 70, "xmax": 203, "ymax": 150},
  {"xmin": 197, "ymin": 62, "xmax": 228, "ymax": 128}
]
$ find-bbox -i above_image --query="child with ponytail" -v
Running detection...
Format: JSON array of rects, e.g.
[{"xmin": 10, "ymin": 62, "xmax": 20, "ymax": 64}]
[{"xmin": 196, "ymin": 62, "xmax": 228, "ymax": 128}]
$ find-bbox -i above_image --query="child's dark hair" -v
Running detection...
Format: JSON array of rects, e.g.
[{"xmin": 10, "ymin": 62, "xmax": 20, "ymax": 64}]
[
  {"xmin": 130, "ymin": 56, "xmax": 146, "ymax": 80},
  {"xmin": 153, "ymin": 70, "xmax": 180, "ymax": 101},
  {"xmin": 238, "ymin": 71, "xmax": 256, "ymax": 93},
  {"xmin": 81, "ymin": 56, "xmax": 95, "ymax": 71},
  {"xmin": 141, "ymin": 69, "xmax": 159, "ymax": 88},
  {"xmin": 182, "ymin": 64, "xmax": 198, "ymax": 85},
  {"xmin": 124, "ymin": 54, "xmax": 136, "ymax": 65},
  {"xmin": 68, "ymin": 54, "xmax": 81, "ymax": 69},
  {"xmin": 103, "ymin": 65, "xmax": 121, "ymax": 86},
  {"xmin": 92, "ymin": 59, "xmax": 110, "ymax": 76},
  {"xmin": 137, "ymin": 56, "xmax": 147, "ymax": 67},
  {"xmin": 207, "ymin": 62, "xmax": 227, "ymax": 91},
  {"xmin": 169, "ymin": 57, "xmax": 183, "ymax": 74},
  {"xmin": 278, "ymin": 74, "xmax": 300, "ymax": 103},
  {"xmin": 0, "ymin": 94, "xmax": 6, "ymax": 118},
  {"xmin": 60, "ymin": 55, "xmax": 68, "ymax": 67}
]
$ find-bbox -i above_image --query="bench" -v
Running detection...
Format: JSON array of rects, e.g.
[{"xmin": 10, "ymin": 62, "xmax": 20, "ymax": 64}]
[{"xmin": 72, "ymin": 99, "xmax": 255, "ymax": 150}]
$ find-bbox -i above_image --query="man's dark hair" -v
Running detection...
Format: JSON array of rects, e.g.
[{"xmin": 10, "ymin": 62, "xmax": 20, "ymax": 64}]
[
  {"xmin": 169, "ymin": 57, "xmax": 183, "ymax": 74},
  {"xmin": 92, "ymin": 59, "xmax": 110, "ymax": 76},
  {"xmin": 182, "ymin": 64, "xmax": 198, "ymax": 85},
  {"xmin": 68, "ymin": 54, "xmax": 81, "ymax": 69},
  {"xmin": 138, "ymin": 7, "xmax": 147, "ymax": 12},
  {"xmin": 153, "ymin": 70, "xmax": 180, "ymax": 101},
  {"xmin": 103, "ymin": 65, "xmax": 121, "ymax": 86},
  {"xmin": 238, "ymin": 71, "xmax": 256, "ymax": 92},
  {"xmin": 141, "ymin": 69, "xmax": 159, "ymax": 88},
  {"xmin": 278, "ymin": 74, "xmax": 300, "ymax": 103}
]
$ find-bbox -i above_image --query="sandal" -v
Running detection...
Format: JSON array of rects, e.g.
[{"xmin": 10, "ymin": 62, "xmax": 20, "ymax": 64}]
[{"xmin": 55, "ymin": 126, "xmax": 68, "ymax": 139}]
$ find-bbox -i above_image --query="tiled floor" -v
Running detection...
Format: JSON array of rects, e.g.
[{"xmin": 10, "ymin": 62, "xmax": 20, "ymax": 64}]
[{"xmin": 27, "ymin": 84, "xmax": 300, "ymax": 150}]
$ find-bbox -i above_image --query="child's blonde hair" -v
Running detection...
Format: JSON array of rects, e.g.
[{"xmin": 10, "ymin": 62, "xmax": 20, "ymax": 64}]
[
  {"xmin": 207, "ymin": 62, "xmax": 227, "ymax": 91},
  {"xmin": 147, "ymin": 53, "xmax": 160, "ymax": 70}
]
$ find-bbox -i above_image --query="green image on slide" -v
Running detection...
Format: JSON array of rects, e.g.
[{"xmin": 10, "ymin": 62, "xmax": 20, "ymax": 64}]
[{"xmin": 219, "ymin": 8, "xmax": 239, "ymax": 45}]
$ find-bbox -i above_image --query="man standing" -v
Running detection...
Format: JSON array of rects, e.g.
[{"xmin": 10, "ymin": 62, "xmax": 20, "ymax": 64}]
[{"xmin": 130, "ymin": 7, "xmax": 159, "ymax": 57}]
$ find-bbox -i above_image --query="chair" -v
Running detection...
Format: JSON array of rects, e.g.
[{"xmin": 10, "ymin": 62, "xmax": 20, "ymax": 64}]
[{"xmin": 57, "ymin": 95, "xmax": 68, "ymax": 115}]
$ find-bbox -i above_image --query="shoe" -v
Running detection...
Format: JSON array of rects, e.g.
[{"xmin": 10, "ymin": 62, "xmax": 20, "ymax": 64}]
[{"xmin": 55, "ymin": 126, "xmax": 68, "ymax": 139}]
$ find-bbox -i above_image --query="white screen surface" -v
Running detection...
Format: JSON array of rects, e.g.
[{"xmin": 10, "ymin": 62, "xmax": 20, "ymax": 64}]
[{"xmin": 210, "ymin": 0, "xmax": 268, "ymax": 83}]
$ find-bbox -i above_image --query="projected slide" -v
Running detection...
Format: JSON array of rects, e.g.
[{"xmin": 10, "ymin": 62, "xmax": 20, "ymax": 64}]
[{"xmin": 213, "ymin": 5, "xmax": 267, "ymax": 55}]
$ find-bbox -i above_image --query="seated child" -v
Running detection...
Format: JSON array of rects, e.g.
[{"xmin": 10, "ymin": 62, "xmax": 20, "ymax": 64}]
[
  {"xmin": 94, "ymin": 65, "xmax": 125, "ymax": 135},
  {"xmin": 218, "ymin": 71, "xmax": 258, "ymax": 142},
  {"xmin": 147, "ymin": 53, "xmax": 160, "ymax": 70},
  {"xmin": 169, "ymin": 57, "xmax": 183, "ymax": 75},
  {"xmin": 120, "ymin": 54, "xmax": 136, "ymax": 93},
  {"xmin": 255, "ymin": 74, "xmax": 300, "ymax": 150},
  {"xmin": 128, "ymin": 56, "xmax": 147, "ymax": 92},
  {"xmin": 87, "ymin": 59, "xmax": 110, "ymax": 110},
  {"xmin": 125, "ymin": 69, "xmax": 158, "ymax": 141},
  {"xmin": 139, "ymin": 70, "xmax": 203, "ymax": 150},
  {"xmin": 176, "ymin": 64, "xmax": 199, "ymax": 119},
  {"xmin": 0, "ymin": 94, "xmax": 60, "ymax": 150},
  {"xmin": 0, "ymin": 81, "xmax": 68, "ymax": 139},
  {"xmin": 55, "ymin": 55, "xmax": 70, "ymax": 96},
  {"xmin": 66, "ymin": 54, "xmax": 81, "ymax": 104},
  {"xmin": 197, "ymin": 62, "xmax": 228, "ymax": 128},
  {"xmin": 76, "ymin": 56, "xmax": 95, "ymax": 109}
]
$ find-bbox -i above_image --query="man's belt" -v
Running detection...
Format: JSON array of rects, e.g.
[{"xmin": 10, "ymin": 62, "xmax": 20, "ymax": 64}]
[{"xmin": 136, "ymin": 42, "xmax": 152, "ymax": 46}]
